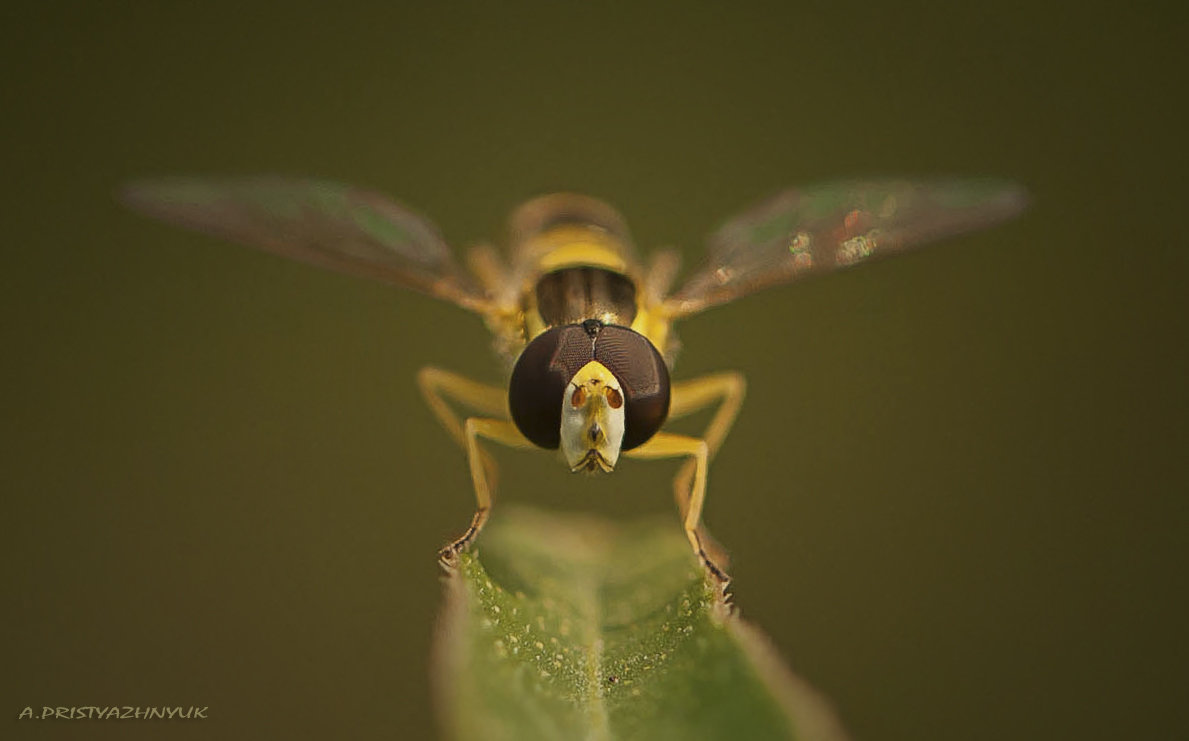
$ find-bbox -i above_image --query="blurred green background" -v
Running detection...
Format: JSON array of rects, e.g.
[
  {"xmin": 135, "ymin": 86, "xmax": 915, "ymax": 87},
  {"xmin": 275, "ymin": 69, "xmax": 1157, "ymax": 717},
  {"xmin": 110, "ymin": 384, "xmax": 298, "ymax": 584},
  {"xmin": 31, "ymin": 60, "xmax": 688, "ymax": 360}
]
[{"xmin": 4, "ymin": 2, "xmax": 1185, "ymax": 739}]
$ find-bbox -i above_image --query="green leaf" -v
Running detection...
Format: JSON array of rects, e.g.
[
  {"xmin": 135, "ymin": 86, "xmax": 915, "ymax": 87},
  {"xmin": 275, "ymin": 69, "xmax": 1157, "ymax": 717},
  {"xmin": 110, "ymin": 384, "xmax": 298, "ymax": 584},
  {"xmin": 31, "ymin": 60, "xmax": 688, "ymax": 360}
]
[{"xmin": 434, "ymin": 507, "xmax": 848, "ymax": 741}]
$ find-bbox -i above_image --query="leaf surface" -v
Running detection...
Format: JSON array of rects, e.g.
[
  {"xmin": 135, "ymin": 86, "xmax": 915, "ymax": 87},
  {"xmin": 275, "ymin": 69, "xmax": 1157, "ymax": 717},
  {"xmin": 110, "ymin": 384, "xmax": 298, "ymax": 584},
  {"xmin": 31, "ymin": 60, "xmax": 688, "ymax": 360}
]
[{"xmin": 434, "ymin": 507, "xmax": 847, "ymax": 741}]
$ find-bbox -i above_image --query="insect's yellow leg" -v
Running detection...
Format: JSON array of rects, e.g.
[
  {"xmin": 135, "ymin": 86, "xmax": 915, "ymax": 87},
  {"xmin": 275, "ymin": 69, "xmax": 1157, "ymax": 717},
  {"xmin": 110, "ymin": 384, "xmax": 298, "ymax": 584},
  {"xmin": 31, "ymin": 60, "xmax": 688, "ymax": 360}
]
[
  {"xmin": 417, "ymin": 367, "xmax": 508, "ymax": 449},
  {"xmin": 667, "ymin": 372, "xmax": 746, "ymax": 551},
  {"xmin": 669, "ymin": 371, "xmax": 746, "ymax": 458},
  {"xmin": 438, "ymin": 417, "xmax": 534, "ymax": 566},
  {"xmin": 624, "ymin": 432, "xmax": 728, "ymax": 583}
]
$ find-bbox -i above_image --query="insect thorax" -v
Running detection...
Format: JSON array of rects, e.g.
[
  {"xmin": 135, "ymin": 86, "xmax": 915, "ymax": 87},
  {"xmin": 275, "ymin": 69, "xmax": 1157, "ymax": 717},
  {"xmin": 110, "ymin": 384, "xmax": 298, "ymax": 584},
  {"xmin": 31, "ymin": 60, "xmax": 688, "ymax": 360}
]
[
  {"xmin": 500, "ymin": 194, "xmax": 672, "ymax": 362},
  {"xmin": 534, "ymin": 266, "xmax": 638, "ymax": 328}
]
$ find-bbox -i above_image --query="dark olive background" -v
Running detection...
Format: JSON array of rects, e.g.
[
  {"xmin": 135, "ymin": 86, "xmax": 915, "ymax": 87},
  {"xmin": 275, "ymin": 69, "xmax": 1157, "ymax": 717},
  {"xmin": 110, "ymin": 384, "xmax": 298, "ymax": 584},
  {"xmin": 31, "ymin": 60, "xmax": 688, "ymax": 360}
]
[{"xmin": 4, "ymin": 2, "xmax": 1185, "ymax": 740}]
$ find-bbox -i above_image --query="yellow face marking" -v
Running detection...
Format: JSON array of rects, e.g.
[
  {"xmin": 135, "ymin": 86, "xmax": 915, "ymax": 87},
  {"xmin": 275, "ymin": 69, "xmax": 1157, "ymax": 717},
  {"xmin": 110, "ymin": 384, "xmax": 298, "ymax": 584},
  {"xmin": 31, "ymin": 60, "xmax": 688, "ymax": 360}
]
[
  {"xmin": 561, "ymin": 361, "xmax": 626, "ymax": 473},
  {"xmin": 570, "ymin": 359, "xmax": 618, "ymax": 387}
]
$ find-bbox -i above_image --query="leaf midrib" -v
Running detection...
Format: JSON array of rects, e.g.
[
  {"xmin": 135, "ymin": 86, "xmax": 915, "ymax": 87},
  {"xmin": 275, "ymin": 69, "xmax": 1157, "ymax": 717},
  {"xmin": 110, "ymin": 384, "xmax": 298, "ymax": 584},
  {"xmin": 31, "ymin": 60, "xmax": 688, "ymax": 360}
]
[{"xmin": 576, "ymin": 566, "xmax": 610, "ymax": 741}]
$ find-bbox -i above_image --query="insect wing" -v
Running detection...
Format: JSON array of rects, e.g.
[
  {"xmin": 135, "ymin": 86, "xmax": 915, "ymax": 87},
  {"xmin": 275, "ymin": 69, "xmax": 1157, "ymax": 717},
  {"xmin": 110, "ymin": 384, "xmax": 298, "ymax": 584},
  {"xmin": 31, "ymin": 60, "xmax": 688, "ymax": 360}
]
[
  {"xmin": 120, "ymin": 177, "xmax": 488, "ymax": 312},
  {"xmin": 666, "ymin": 179, "xmax": 1028, "ymax": 317}
]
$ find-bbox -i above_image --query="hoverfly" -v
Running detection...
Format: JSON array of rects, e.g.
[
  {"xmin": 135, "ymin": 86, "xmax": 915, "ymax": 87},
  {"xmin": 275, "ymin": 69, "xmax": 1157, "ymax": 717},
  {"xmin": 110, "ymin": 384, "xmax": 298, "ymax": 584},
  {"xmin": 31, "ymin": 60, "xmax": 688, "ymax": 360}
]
[{"xmin": 121, "ymin": 178, "xmax": 1026, "ymax": 582}]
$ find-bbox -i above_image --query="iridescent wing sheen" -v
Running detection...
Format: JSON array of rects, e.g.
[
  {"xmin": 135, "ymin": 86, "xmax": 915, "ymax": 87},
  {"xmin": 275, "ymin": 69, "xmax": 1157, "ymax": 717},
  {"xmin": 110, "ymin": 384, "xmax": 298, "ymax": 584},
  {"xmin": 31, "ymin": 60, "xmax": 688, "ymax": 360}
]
[
  {"xmin": 665, "ymin": 179, "xmax": 1028, "ymax": 318},
  {"xmin": 120, "ymin": 177, "xmax": 489, "ymax": 312}
]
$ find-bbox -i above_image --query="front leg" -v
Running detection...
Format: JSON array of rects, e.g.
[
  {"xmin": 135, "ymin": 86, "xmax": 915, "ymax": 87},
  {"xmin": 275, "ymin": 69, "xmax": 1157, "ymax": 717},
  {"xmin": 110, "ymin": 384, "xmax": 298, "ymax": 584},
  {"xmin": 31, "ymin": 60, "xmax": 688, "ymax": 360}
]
[
  {"xmin": 415, "ymin": 368, "xmax": 534, "ymax": 565},
  {"xmin": 624, "ymin": 432, "xmax": 728, "ymax": 584},
  {"xmin": 437, "ymin": 417, "xmax": 534, "ymax": 568},
  {"xmin": 416, "ymin": 366, "xmax": 508, "ymax": 449},
  {"xmin": 417, "ymin": 366, "xmax": 507, "ymax": 518},
  {"xmin": 668, "ymin": 371, "xmax": 746, "ymax": 458},
  {"xmin": 667, "ymin": 372, "xmax": 746, "ymax": 568}
]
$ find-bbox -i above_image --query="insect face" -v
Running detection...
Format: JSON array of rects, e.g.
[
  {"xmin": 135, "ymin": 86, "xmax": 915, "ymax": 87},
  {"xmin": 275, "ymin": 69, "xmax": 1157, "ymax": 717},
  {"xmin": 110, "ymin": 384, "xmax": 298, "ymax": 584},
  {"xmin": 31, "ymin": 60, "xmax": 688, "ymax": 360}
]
[
  {"xmin": 561, "ymin": 361, "xmax": 626, "ymax": 473},
  {"xmin": 507, "ymin": 321, "xmax": 671, "ymax": 464}
]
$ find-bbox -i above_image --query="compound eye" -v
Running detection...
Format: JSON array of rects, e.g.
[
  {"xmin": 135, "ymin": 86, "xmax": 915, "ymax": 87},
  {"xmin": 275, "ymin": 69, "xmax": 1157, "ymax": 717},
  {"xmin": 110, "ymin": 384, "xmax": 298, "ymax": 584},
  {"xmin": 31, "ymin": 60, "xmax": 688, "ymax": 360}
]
[
  {"xmin": 605, "ymin": 387, "xmax": 623, "ymax": 409},
  {"xmin": 508, "ymin": 325, "xmax": 597, "ymax": 450},
  {"xmin": 591, "ymin": 326, "xmax": 670, "ymax": 450}
]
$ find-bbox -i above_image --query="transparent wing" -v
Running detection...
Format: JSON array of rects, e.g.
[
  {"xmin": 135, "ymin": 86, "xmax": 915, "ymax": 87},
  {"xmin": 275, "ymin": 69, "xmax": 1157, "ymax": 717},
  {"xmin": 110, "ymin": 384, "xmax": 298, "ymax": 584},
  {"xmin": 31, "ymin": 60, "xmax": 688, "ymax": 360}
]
[
  {"xmin": 120, "ymin": 176, "xmax": 489, "ymax": 312},
  {"xmin": 666, "ymin": 179, "xmax": 1028, "ymax": 317}
]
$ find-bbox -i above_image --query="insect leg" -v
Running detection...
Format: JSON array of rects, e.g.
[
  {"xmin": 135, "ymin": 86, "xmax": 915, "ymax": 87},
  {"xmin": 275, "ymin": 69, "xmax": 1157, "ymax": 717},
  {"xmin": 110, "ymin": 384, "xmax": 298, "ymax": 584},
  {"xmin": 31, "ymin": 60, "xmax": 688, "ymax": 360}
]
[
  {"xmin": 668, "ymin": 371, "xmax": 747, "ymax": 458},
  {"xmin": 438, "ymin": 418, "xmax": 534, "ymax": 568},
  {"xmin": 623, "ymin": 432, "xmax": 728, "ymax": 584},
  {"xmin": 666, "ymin": 372, "xmax": 746, "ymax": 567},
  {"xmin": 417, "ymin": 366, "xmax": 508, "ymax": 449}
]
